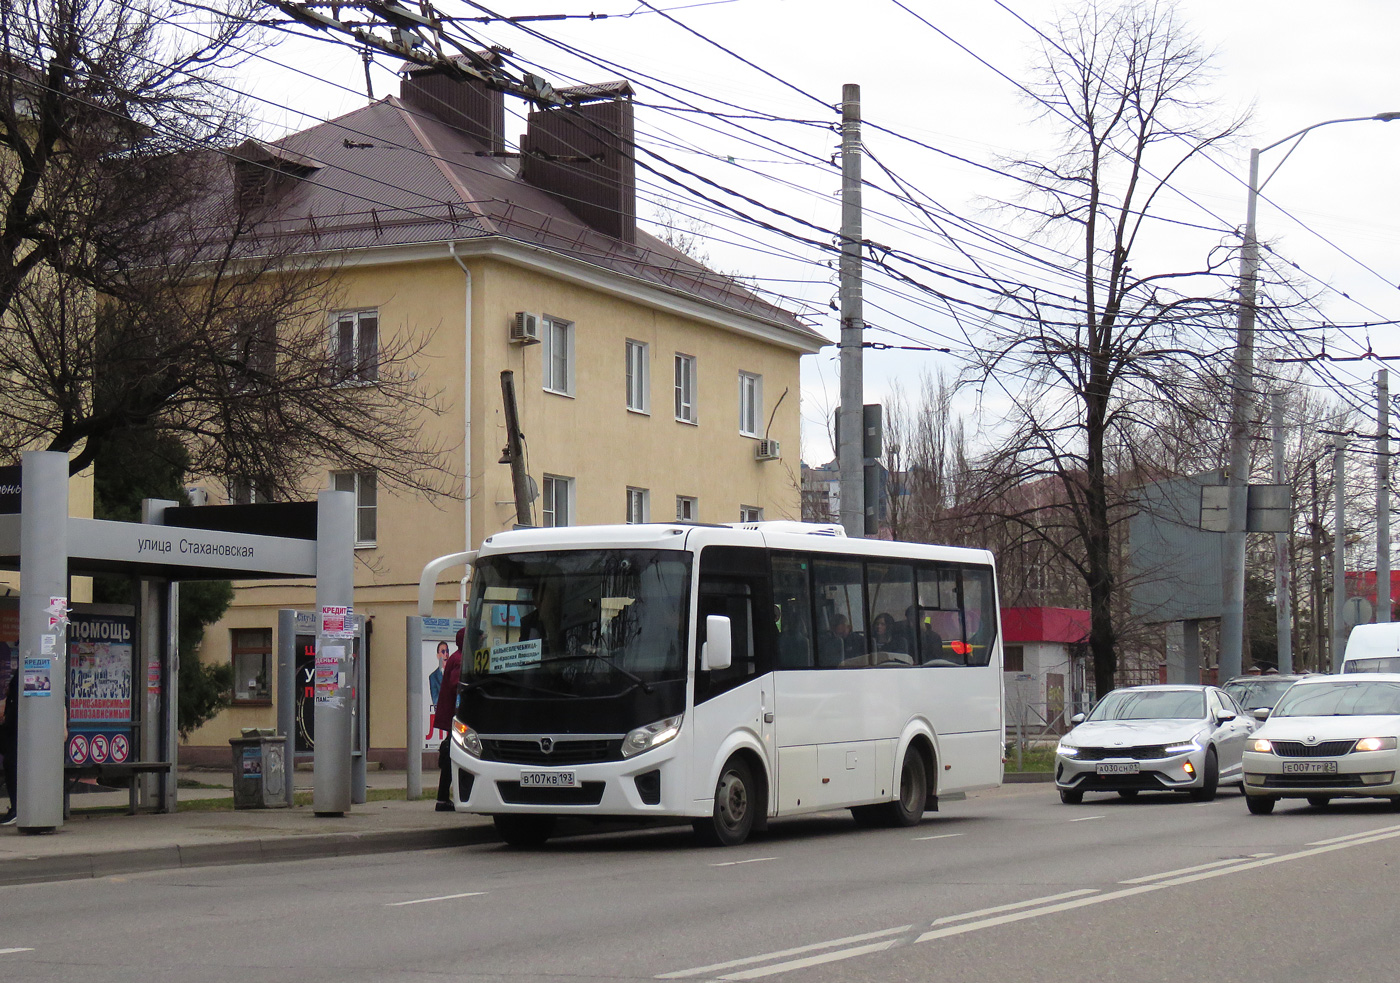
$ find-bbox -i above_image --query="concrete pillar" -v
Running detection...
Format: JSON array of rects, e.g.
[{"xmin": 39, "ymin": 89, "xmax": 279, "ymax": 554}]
[
  {"xmin": 1164, "ymin": 620, "xmax": 1203, "ymax": 684},
  {"xmin": 17, "ymin": 451, "xmax": 69, "ymax": 831},
  {"xmin": 313, "ymin": 489, "xmax": 355, "ymax": 816}
]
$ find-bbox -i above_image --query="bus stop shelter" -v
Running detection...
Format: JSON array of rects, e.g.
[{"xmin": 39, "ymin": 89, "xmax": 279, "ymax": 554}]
[{"xmin": 0, "ymin": 450, "xmax": 358, "ymax": 832}]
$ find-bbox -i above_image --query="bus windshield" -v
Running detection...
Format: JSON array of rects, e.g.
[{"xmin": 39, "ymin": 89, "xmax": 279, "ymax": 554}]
[{"xmin": 465, "ymin": 549, "xmax": 691, "ymax": 697}]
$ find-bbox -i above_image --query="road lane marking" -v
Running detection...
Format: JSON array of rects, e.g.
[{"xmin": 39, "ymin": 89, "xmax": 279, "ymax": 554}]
[
  {"xmin": 659, "ymin": 827, "xmax": 1400, "ymax": 980},
  {"xmin": 385, "ymin": 891, "xmax": 486, "ymax": 906},
  {"xmin": 0, "ymin": 949, "xmax": 34, "ymax": 955},
  {"xmin": 913, "ymin": 833, "xmax": 964, "ymax": 841},
  {"xmin": 1067, "ymin": 815, "xmax": 1104, "ymax": 822},
  {"xmin": 721, "ymin": 940, "xmax": 900, "ymax": 980},
  {"xmin": 1308, "ymin": 823, "xmax": 1400, "ymax": 847},
  {"xmin": 709, "ymin": 857, "xmax": 776, "ymax": 868},
  {"xmin": 929, "ymin": 890, "xmax": 1099, "ymax": 926},
  {"xmin": 1119, "ymin": 855, "xmax": 1274, "ymax": 884},
  {"xmin": 654, "ymin": 926, "xmax": 913, "ymax": 979}
]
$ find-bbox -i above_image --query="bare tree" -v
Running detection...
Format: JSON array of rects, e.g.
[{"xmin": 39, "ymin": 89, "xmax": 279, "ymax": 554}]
[
  {"xmin": 0, "ymin": 0, "xmax": 451, "ymax": 495},
  {"xmin": 966, "ymin": 0, "xmax": 1248, "ymax": 696}
]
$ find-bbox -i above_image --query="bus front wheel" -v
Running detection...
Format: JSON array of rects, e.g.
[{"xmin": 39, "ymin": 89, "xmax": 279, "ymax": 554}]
[{"xmin": 694, "ymin": 756, "xmax": 757, "ymax": 847}]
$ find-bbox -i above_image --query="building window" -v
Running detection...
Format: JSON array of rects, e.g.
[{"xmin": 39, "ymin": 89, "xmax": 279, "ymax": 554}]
[
  {"xmin": 231, "ymin": 628, "xmax": 273, "ymax": 704},
  {"xmin": 676, "ymin": 495, "xmax": 697, "ymax": 522},
  {"xmin": 625, "ymin": 339, "xmax": 649, "ymax": 413},
  {"xmin": 542, "ymin": 315, "xmax": 574, "ymax": 396},
  {"xmin": 332, "ymin": 310, "xmax": 378, "ymax": 383},
  {"xmin": 626, "ymin": 487, "xmax": 649, "ymax": 524},
  {"xmin": 738, "ymin": 371, "xmax": 762, "ymax": 437},
  {"xmin": 228, "ymin": 477, "xmax": 272, "ymax": 505},
  {"xmin": 542, "ymin": 474, "xmax": 574, "ymax": 527},
  {"xmin": 332, "ymin": 470, "xmax": 377, "ymax": 546},
  {"xmin": 674, "ymin": 353, "xmax": 697, "ymax": 424},
  {"xmin": 1004, "ymin": 645, "xmax": 1025, "ymax": 673},
  {"xmin": 740, "ymin": 505, "xmax": 763, "ymax": 523},
  {"xmin": 231, "ymin": 319, "xmax": 276, "ymax": 390}
]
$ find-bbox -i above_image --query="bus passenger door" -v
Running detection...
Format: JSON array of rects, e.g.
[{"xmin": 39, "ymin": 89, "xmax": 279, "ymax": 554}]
[{"xmin": 692, "ymin": 547, "xmax": 777, "ymax": 808}]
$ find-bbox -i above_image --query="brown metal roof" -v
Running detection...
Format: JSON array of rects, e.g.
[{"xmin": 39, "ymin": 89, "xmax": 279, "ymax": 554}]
[{"xmin": 229, "ymin": 95, "xmax": 820, "ymax": 339}]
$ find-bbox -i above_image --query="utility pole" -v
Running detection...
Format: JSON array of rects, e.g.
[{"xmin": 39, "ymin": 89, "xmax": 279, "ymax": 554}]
[
  {"xmin": 837, "ymin": 82, "xmax": 864, "ymax": 539},
  {"xmin": 1333, "ymin": 435, "xmax": 1347, "ymax": 671},
  {"xmin": 499, "ymin": 370, "xmax": 534, "ymax": 527},
  {"xmin": 1273, "ymin": 392, "xmax": 1292, "ymax": 671},
  {"xmin": 1378, "ymin": 368, "xmax": 1391, "ymax": 623},
  {"xmin": 1311, "ymin": 462, "xmax": 1324, "ymax": 672}
]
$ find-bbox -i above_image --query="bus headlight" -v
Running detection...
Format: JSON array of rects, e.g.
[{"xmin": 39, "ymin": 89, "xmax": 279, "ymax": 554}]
[
  {"xmin": 622, "ymin": 714, "xmax": 683, "ymax": 758},
  {"xmin": 452, "ymin": 718, "xmax": 483, "ymax": 758}
]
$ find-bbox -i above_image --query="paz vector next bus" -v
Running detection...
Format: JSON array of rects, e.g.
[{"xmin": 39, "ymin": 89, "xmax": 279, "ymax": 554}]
[{"xmin": 444, "ymin": 521, "xmax": 1004, "ymax": 847}]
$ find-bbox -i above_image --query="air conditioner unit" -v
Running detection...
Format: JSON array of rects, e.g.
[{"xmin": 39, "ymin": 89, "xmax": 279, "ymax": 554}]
[
  {"xmin": 185, "ymin": 485, "xmax": 209, "ymax": 507},
  {"xmin": 510, "ymin": 311, "xmax": 541, "ymax": 345},
  {"xmin": 755, "ymin": 439, "xmax": 781, "ymax": 461}
]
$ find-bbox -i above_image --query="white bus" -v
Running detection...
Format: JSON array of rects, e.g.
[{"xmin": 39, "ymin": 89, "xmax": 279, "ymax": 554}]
[{"xmin": 444, "ymin": 521, "xmax": 1004, "ymax": 847}]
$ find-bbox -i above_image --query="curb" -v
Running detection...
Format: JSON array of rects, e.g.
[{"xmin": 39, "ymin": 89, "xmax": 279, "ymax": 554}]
[{"xmin": 0, "ymin": 824, "xmax": 502, "ymax": 887}]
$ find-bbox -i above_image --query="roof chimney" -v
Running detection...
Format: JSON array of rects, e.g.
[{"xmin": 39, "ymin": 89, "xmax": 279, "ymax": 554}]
[
  {"xmin": 400, "ymin": 55, "xmax": 505, "ymax": 154},
  {"xmin": 521, "ymin": 81, "xmax": 636, "ymax": 244}
]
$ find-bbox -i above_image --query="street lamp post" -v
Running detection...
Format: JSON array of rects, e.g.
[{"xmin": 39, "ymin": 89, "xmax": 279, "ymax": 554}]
[{"xmin": 1220, "ymin": 113, "xmax": 1400, "ymax": 681}]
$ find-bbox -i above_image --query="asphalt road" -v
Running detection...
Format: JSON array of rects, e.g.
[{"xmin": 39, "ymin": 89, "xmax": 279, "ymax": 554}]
[{"xmin": 5, "ymin": 784, "xmax": 1399, "ymax": 982}]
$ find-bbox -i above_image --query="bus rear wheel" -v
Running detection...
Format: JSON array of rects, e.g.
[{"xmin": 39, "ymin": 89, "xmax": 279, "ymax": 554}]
[
  {"xmin": 694, "ymin": 756, "xmax": 757, "ymax": 847},
  {"xmin": 879, "ymin": 748, "xmax": 929, "ymax": 827},
  {"xmin": 493, "ymin": 814, "xmax": 556, "ymax": 848}
]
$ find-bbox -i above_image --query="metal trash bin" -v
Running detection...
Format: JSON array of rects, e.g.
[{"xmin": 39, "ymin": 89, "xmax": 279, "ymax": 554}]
[{"xmin": 229, "ymin": 728, "xmax": 289, "ymax": 809}]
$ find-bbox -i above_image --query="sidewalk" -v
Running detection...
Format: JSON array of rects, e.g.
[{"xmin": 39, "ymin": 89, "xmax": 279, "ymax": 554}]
[{"xmin": 0, "ymin": 768, "xmax": 498, "ymax": 886}]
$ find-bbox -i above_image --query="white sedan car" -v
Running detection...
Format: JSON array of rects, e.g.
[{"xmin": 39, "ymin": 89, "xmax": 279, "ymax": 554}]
[
  {"xmin": 1242, "ymin": 673, "xmax": 1400, "ymax": 814},
  {"xmin": 1054, "ymin": 685, "xmax": 1254, "ymax": 804}
]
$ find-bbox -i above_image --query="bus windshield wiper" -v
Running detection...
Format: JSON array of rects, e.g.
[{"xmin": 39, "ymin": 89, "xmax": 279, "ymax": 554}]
[
  {"xmin": 462, "ymin": 676, "xmax": 574, "ymax": 699},
  {"xmin": 539, "ymin": 653, "xmax": 654, "ymax": 694}
]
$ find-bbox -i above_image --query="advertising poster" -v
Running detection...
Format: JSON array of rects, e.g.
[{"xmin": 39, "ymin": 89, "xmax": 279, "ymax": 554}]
[
  {"xmin": 67, "ymin": 611, "xmax": 136, "ymax": 765},
  {"xmin": 420, "ymin": 617, "xmax": 467, "ymax": 752}
]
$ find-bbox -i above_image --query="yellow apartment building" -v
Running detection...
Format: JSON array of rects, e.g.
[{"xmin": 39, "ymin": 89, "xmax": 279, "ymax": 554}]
[{"xmin": 180, "ymin": 62, "xmax": 826, "ymax": 764}]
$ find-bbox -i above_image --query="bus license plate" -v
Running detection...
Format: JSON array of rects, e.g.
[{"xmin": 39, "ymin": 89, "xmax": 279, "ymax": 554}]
[
  {"xmin": 1096, "ymin": 762, "xmax": 1139, "ymax": 775},
  {"xmin": 519, "ymin": 770, "xmax": 579, "ymax": 788},
  {"xmin": 1282, "ymin": 761, "xmax": 1337, "ymax": 775}
]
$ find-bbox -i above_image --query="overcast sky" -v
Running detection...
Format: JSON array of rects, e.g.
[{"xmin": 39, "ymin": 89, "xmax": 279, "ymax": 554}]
[{"xmin": 232, "ymin": 0, "xmax": 1400, "ymax": 462}]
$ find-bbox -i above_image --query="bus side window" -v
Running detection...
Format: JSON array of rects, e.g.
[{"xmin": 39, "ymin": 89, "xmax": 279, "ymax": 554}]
[
  {"xmin": 812, "ymin": 557, "xmax": 866, "ymax": 668},
  {"xmin": 772, "ymin": 553, "xmax": 814, "ymax": 669},
  {"xmin": 694, "ymin": 546, "xmax": 776, "ymax": 703},
  {"xmin": 960, "ymin": 566, "xmax": 998, "ymax": 667}
]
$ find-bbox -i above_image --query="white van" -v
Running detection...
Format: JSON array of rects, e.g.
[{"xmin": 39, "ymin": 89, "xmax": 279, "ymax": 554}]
[{"xmin": 1341, "ymin": 623, "xmax": 1400, "ymax": 673}]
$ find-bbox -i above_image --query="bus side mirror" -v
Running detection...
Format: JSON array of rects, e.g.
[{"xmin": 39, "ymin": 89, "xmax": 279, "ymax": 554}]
[{"xmin": 703, "ymin": 615, "xmax": 732, "ymax": 671}]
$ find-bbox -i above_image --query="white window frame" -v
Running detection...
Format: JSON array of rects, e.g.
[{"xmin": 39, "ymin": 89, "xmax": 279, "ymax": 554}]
[
  {"xmin": 674, "ymin": 353, "xmax": 697, "ymax": 424},
  {"xmin": 331, "ymin": 309, "xmax": 378, "ymax": 384},
  {"xmin": 739, "ymin": 505, "xmax": 764, "ymax": 523},
  {"xmin": 231, "ymin": 628, "xmax": 273, "ymax": 704},
  {"xmin": 542, "ymin": 315, "xmax": 575, "ymax": 396},
  {"xmin": 228, "ymin": 476, "xmax": 272, "ymax": 506},
  {"xmin": 542, "ymin": 474, "xmax": 575, "ymax": 527},
  {"xmin": 738, "ymin": 371, "xmax": 762, "ymax": 438},
  {"xmin": 676, "ymin": 495, "xmax": 698, "ymax": 522},
  {"xmin": 626, "ymin": 487, "xmax": 650, "ymax": 524},
  {"xmin": 332, "ymin": 470, "xmax": 378, "ymax": 547},
  {"xmin": 625, "ymin": 339, "xmax": 649, "ymax": 414}
]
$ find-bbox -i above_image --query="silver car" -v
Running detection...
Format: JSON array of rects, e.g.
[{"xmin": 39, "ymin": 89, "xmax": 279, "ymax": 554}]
[
  {"xmin": 1242, "ymin": 673, "xmax": 1400, "ymax": 814},
  {"xmin": 1055, "ymin": 685, "xmax": 1254, "ymax": 804}
]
